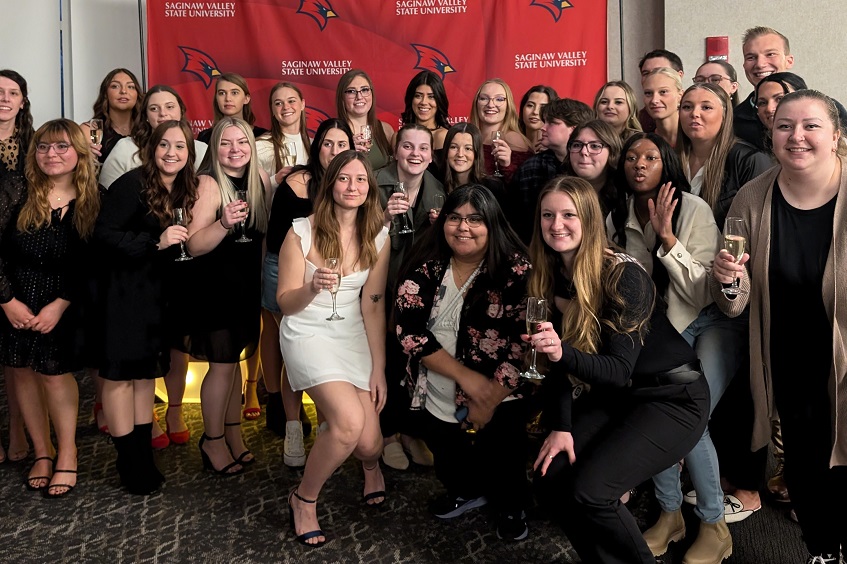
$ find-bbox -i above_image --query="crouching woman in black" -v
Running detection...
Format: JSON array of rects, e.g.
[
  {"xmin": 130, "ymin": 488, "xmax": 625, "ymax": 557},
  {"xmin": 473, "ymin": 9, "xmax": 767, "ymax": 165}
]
[{"xmin": 527, "ymin": 176, "xmax": 710, "ymax": 564}]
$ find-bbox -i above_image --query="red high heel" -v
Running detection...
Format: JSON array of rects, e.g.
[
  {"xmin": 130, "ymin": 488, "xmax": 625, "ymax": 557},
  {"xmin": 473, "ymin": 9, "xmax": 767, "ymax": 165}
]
[{"xmin": 93, "ymin": 403, "xmax": 109, "ymax": 435}]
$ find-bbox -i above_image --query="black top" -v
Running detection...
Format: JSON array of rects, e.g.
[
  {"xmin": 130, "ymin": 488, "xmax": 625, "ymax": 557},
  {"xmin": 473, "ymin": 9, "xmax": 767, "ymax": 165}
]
[
  {"xmin": 98, "ymin": 126, "xmax": 127, "ymax": 164},
  {"xmin": 544, "ymin": 260, "xmax": 698, "ymax": 432},
  {"xmin": 196, "ymin": 124, "xmax": 268, "ymax": 145},
  {"xmin": 266, "ymin": 174, "xmax": 313, "ymax": 255},
  {"xmin": 769, "ymin": 182, "xmax": 835, "ymax": 395}
]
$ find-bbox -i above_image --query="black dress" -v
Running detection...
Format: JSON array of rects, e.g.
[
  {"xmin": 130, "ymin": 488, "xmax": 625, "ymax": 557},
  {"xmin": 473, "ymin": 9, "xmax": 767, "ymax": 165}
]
[
  {"xmin": 178, "ymin": 173, "xmax": 262, "ymax": 363},
  {"xmin": 93, "ymin": 168, "xmax": 174, "ymax": 380},
  {"xmin": 0, "ymin": 173, "xmax": 85, "ymax": 375}
]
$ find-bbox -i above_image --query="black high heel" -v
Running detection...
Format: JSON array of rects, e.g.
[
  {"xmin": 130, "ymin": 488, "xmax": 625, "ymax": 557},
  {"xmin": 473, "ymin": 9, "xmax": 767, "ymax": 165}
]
[
  {"xmin": 224, "ymin": 422, "xmax": 255, "ymax": 465},
  {"xmin": 198, "ymin": 433, "xmax": 243, "ymax": 476},
  {"xmin": 288, "ymin": 487, "xmax": 327, "ymax": 547},
  {"xmin": 362, "ymin": 462, "xmax": 386, "ymax": 508}
]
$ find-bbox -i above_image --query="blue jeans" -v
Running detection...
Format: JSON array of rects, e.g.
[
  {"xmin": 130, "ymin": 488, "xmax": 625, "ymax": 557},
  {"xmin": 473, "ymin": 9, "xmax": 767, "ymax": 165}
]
[
  {"xmin": 261, "ymin": 252, "xmax": 281, "ymax": 313},
  {"xmin": 651, "ymin": 304, "xmax": 749, "ymax": 523}
]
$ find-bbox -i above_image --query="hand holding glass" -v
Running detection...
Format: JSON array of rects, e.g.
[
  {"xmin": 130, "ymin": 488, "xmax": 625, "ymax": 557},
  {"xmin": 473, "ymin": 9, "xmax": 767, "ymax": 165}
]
[
  {"xmin": 721, "ymin": 217, "xmax": 747, "ymax": 296},
  {"xmin": 522, "ymin": 298, "xmax": 548, "ymax": 380},
  {"xmin": 491, "ymin": 131, "xmax": 503, "ymax": 177},
  {"xmin": 325, "ymin": 258, "xmax": 344, "ymax": 321},
  {"xmin": 360, "ymin": 125, "xmax": 373, "ymax": 153},
  {"xmin": 283, "ymin": 141, "xmax": 297, "ymax": 167},
  {"xmin": 234, "ymin": 190, "xmax": 252, "ymax": 243},
  {"xmin": 172, "ymin": 208, "xmax": 193, "ymax": 262},
  {"xmin": 89, "ymin": 119, "xmax": 103, "ymax": 145},
  {"xmin": 394, "ymin": 182, "xmax": 414, "ymax": 235}
]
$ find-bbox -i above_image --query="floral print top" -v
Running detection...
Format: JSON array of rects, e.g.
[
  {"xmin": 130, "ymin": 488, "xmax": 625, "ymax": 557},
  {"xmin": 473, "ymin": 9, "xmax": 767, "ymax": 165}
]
[{"xmin": 394, "ymin": 252, "xmax": 531, "ymax": 409}]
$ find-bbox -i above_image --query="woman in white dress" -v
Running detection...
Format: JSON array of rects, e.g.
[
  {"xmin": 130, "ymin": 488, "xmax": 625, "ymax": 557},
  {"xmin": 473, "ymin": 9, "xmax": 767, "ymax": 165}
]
[{"xmin": 277, "ymin": 149, "xmax": 390, "ymax": 547}]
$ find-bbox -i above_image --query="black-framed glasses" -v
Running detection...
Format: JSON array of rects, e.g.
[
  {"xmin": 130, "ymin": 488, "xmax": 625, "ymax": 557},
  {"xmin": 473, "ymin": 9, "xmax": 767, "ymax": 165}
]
[
  {"xmin": 445, "ymin": 213, "xmax": 484, "ymax": 227},
  {"xmin": 35, "ymin": 142, "xmax": 71, "ymax": 154},
  {"xmin": 568, "ymin": 141, "xmax": 607, "ymax": 154},
  {"xmin": 343, "ymin": 87, "xmax": 372, "ymax": 98},
  {"xmin": 693, "ymin": 75, "xmax": 732, "ymax": 85}
]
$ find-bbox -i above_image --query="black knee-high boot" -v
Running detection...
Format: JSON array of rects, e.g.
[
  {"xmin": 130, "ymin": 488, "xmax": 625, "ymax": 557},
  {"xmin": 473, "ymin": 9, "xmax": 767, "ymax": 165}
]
[
  {"xmin": 112, "ymin": 431, "xmax": 134, "ymax": 489},
  {"xmin": 133, "ymin": 422, "xmax": 165, "ymax": 494}
]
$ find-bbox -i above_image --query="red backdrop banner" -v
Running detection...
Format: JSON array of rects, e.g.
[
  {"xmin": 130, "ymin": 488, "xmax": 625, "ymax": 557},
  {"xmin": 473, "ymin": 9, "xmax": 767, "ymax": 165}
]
[{"xmin": 147, "ymin": 0, "xmax": 608, "ymax": 136}]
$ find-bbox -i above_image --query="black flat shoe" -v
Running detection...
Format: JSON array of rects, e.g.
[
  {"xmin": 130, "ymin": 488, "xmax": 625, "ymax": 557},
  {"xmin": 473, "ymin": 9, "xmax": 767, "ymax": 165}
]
[{"xmin": 288, "ymin": 488, "xmax": 327, "ymax": 547}]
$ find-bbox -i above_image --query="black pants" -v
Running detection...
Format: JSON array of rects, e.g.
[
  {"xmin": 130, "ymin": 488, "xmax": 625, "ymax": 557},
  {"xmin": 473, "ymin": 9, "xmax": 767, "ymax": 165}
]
[
  {"xmin": 411, "ymin": 398, "xmax": 530, "ymax": 514},
  {"xmin": 535, "ymin": 377, "xmax": 710, "ymax": 564},
  {"xmin": 774, "ymin": 367, "xmax": 847, "ymax": 556},
  {"xmin": 379, "ymin": 330, "xmax": 413, "ymax": 438}
]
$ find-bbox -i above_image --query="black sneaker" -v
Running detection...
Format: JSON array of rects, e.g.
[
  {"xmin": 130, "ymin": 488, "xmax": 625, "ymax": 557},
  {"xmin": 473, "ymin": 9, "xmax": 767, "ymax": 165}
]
[
  {"xmin": 429, "ymin": 495, "xmax": 488, "ymax": 519},
  {"xmin": 806, "ymin": 555, "xmax": 838, "ymax": 564},
  {"xmin": 496, "ymin": 510, "xmax": 528, "ymax": 541}
]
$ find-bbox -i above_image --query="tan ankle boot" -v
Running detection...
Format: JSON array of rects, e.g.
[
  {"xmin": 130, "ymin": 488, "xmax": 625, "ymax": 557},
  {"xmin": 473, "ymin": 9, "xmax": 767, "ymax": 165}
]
[
  {"xmin": 682, "ymin": 519, "xmax": 733, "ymax": 564},
  {"xmin": 643, "ymin": 509, "xmax": 685, "ymax": 556}
]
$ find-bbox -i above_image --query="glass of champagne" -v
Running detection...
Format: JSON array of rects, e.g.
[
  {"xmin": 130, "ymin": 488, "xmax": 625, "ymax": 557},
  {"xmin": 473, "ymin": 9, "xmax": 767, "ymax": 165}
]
[
  {"xmin": 491, "ymin": 130, "xmax": 503, "ymax": 177},
  {"xmin": 234, "ymin": 189, "xmax": 252, "ymax": 243},
  {"xmin": 522, "ymin": 297, "xmax": 548, "ymax": 380},
  {"xmin": 325, "ymin": 258, "xmax": 344, "ymax": 321},
  {"xmin": 360, "ymin": 125, "xmax": 373, "ymax": 153},
  {"xmin": 172, "ymin": 207, "xmax": 193, "ymax": 262},
  {"xmin": 283, "ymin": 141, "xmax": 297, "ymax": 167},
  {"xmin": 432, "ymin": 193, "xmax": 445, "ymax": 215},
  {"xmin": 89, "ymin": 119, "xmax": 104, "ymax": 146},
  {"xmin": 394, "ymin": 182, "xmax": 414, "ymax": 235},
  {"xmin": 722, "ymin": 217, "xmax": 747, "ymax": 296}
]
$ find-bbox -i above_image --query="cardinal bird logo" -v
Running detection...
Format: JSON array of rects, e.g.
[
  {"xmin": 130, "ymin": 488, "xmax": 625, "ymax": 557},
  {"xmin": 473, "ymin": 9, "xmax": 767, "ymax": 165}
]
[
  {"xmin": 178, "ymin": 46, "xmax": 221, "ymax": 88},
  {"xmin": 305, "ymin": 106, "xmax": 331, "ymax": 138},
  {"xmin": 530, "ymin": 0, "xmax": 574, "ymax": 22},
  {"xmin": 410, "ymin": 44, "xmax": 456, "ymax": 80},
  {"xmin": 297, "ymin": 0, "xmax": 338, "ymax": 31}
]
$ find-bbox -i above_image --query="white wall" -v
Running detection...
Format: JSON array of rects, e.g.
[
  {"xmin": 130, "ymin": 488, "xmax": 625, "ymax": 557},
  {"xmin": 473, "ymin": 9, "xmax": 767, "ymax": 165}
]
[
  {"xmin": 665, "ymin": 2, "xmax": 846, "ymax": 103},
  {"xmin": 607, "ymin": 0, "xmax": 663, "ymax": 85}
]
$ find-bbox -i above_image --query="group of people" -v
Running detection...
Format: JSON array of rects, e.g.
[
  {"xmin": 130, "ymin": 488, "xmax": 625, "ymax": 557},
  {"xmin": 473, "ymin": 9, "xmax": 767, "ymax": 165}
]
[{"xmin": 0, "ymin": 23, "xmax": 844, "ymax": 564}]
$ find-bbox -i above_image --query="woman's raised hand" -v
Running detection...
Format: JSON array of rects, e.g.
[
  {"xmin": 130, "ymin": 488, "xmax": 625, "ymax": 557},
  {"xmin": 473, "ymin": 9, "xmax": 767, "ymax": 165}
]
[
  {"xmin": 158, "ymin": 225, "xmax": 188, "ymax": 249},
  {"xmin": 221, "ymin": 199, "xmax": 247, "ymax": 230},
  {"xmin": 383, "ymin": 192, "xmax": 410, "ymax": 224},
  {"xmin": 648, "ymin": 182, "xmax": 678, "ymax": 251},
  {"xmin": 522, "ymin": 321, "xmax": 562, "ymax": 362}
]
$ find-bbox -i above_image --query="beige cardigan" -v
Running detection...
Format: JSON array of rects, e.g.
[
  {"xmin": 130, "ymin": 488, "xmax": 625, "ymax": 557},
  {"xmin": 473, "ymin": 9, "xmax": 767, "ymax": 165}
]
[{"xmin": 709, "ymin": 158, "xmax": 847, "ymax": 467}]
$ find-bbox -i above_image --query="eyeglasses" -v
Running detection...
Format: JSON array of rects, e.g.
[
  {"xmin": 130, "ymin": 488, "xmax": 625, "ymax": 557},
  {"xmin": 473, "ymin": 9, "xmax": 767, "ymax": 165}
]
[
  {"xmin": 477, "ymin": 96, "xmax": 506, "ymax": 105},
  {"xmin": 445, "ymin": 213, "xmax": 484, "ymax": 227},
  {"xmin": 35, "ymin": 142, "xmax": 71, "ymax": 154},
  {"xmin": 693, "ymin": 75, "xmax": 732, "ymax": 85},
  {"xmin": 343, "ymin": 86, "xmax": 372, "ymax": 98},
  {"xmin": 568, "ymin": 141, "xmax": 607, "ymax": 154}
]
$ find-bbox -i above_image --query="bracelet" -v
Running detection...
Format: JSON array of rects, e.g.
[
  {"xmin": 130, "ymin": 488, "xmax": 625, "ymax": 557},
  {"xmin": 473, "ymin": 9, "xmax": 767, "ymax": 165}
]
[{"xmin": 219, "ymin": 218, "xmax": 231, "ymax": 230}]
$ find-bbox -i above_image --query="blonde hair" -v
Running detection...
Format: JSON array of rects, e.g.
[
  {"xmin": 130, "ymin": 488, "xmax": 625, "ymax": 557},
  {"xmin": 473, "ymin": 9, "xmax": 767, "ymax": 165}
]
[
  {"xmin": 469, "ymin": 78, "xmax": 531, "ymax": 147},
  {"xmin": 20, "ymin": 119, "xmax": 100, "ymax": 239},
  {"xmin": 743, "ymin": 26, "xmax": 790, "ymax": 54},
  {"xmin": 678, "ymin": 83, "xmax": 736, "ymax": 209},
  {"xmin": 312, "ymin": 150, "xmax": 384, "ymax": 270},
  {"xmin": 201, "ymin": 117, "xmax": 268, "ymax": 232},
  {"xmin": 593, "ymin": 81, "xmax": 643, "ymax": 134}
]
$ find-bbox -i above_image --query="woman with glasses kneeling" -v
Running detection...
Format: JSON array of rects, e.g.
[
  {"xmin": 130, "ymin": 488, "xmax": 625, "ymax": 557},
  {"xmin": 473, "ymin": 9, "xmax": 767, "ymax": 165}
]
[
  {"xmin": 530, "ymin": 176, "xmax": 709, "ymax": 563},
  {"xmin": 394, "ymin": 184, "xmax": 532, "ymax": 541}
]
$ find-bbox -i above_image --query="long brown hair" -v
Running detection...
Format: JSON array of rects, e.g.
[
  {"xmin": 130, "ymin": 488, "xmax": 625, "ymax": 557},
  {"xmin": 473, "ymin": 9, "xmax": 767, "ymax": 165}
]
[
  {"xmin": 443, "ymin": 122, "xmax": 486, "ymax": 194},
  {"xmin": 91, "ymin": 68, "xmax": 143, "ymax": 131},
  {"xmin": 312, "ymin": 150, "xmax": 384, "ymax": 270},
  {"xmin": 212, "ymin": 73, "xmax": 257, "ymax": 125},
  {"xmin": 20, "ymin": 119, "xmax": 100, "ymax": 238},
  {"xmin": 266, "ymin": 82, "xmax": 311, "ymax": 171},
  {"xmin": 335, "ymin": 69, "xmax": 392, "ymax": 158},
  {"xmin": 140, "ymin": 121, "xmax": 199, "ymax": 227},
  {"xmin": 527, "ymin": 176, "xmax": 651, "ymax": 354},
  {"xmin": 678, "ymin": 83, "xmax": 736, "ymax": 210},
  {"xmin": 131, "ymin": 85, "xmax": 188, "ymax": 155}
]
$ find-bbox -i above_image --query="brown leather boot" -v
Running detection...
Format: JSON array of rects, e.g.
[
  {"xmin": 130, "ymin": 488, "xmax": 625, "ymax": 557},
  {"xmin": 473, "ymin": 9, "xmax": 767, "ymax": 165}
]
[
  {"xmin": 643, "ymin": 509, "xmax": 685, "ymax": 556},
  {"xmin": 682, "ymin": 519, "xmax": 733, "ymax": 564}
]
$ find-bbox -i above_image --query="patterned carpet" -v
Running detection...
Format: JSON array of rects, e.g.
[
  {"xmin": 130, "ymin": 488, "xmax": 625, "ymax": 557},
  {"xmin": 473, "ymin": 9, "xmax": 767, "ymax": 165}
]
[{"xmin": 0, "ymin": 372, "xmax": 814, "ymax": 564}]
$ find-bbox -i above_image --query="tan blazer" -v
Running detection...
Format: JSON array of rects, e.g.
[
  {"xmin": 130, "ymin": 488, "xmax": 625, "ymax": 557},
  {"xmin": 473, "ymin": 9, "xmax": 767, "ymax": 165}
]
[{"xmin": 709, "ymin": 158, "xmax": 847, "ymax": 467}]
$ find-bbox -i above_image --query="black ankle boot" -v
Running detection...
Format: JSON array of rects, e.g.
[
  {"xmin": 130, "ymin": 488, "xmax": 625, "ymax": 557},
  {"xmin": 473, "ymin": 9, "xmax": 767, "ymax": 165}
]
[
  {"xmin": 266, "ymin": 392, "xmax": 284, "ymax": 436},
  {"xmin": 111, "ymin": 432, "xmax": 134, "ymax": 489},
  {"xmin": 130, "ymin": 423, "xmax": 165, "ymax": 495}
]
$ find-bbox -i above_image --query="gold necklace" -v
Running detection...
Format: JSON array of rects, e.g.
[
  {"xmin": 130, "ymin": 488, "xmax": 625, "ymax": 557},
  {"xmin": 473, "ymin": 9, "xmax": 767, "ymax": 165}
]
[{"xmin": 451, "ymin": 258, "xmax": 478, "ymax": 286}]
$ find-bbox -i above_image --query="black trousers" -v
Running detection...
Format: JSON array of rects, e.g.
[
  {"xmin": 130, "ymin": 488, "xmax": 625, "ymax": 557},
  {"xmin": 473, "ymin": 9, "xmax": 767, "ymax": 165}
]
[
  {"xmin": 535, "ymin": 377, "xmax": 710, "ymax": 564},
  {"xmin": 379, "ymin": 331, "xmax": 413, "ymax": 439},
  {"xmin": 774, "ymin": 367, "xmax": 847, "ymax": 556},
  {"xmin": 411, "ymin": 398, "xmax": 530, "ymax": 514}
]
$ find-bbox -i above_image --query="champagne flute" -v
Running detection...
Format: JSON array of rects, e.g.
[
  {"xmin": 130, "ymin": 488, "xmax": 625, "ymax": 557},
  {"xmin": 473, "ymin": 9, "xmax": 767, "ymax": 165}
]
[
  {"xmin": 522, "ymin": 297, "xmax": 548, "ymax": 380},
  {"xmin": 721, "ymin": 217, "xmax": 747, "ymax": 296},
  {"xmin": 172, "ymin": 207, "xmax": 193, "ymax": 262},
  {"xmin": 234, "ymin": 189, "xmax": 252, "ymax": 243},
  {"xmin": 89, "ymin": 119, "xmax": 104, "ymax": 146},
  {"xmin": 432, "ymin": 193, "xmax": 445, "ymax": 215},
  {"xmin": 394, "ymin": 182, "xmax": 414, "ymax": 235},
  {"xmin": 325, "ymin": 258, "xmax": 345, "ymax": 321},
  {"xmin": 491, "ymin": 130, "xmax": 503, "ymax": 177},
  {"xmin": 283, "ymin": 141, "xmax": 297, "ymax": 167},
  {"xmin": 360, "ymin": 125, "xmax": 373, "ymax": 153}
]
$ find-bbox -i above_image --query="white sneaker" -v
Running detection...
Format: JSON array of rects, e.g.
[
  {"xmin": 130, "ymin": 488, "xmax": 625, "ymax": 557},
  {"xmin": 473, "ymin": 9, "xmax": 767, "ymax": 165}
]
[
  {"xmin": 683, "ymin": 490, "xmax": 697, "ymax": 505},
  {"xmin": 283, "ymin": 421, "xmax": 306, "ymax": 468}
]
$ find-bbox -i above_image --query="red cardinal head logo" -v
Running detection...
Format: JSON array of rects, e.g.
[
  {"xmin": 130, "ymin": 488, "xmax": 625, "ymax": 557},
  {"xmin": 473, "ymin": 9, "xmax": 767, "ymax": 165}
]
[
  {"xmin": 178, "ymin": 46, "xmax": 221, "ymax": 88},
  {"xmin": 410, "ymin": 44, "xmax": 456, "ymax": 80},
  {"xmin": 297, "ymin": 0, "xmax": 338, "ymax": 31},
  {"xmin": 530, "ymin": 0, "xmax": 574, "ymax": 22},
  {"xmin": 305, "ymin": 106, "xmax": 331, "ymax": 138}
]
